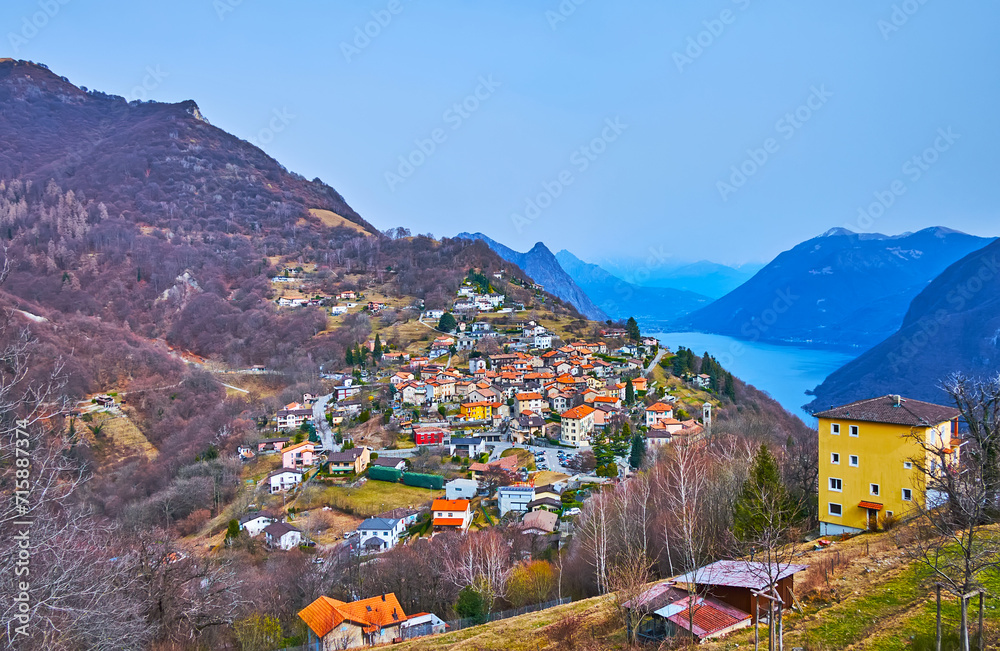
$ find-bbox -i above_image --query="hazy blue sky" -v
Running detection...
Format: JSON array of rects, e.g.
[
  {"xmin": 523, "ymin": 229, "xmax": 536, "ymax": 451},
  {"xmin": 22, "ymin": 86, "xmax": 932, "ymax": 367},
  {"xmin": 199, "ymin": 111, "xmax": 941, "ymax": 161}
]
[{"xmin": 3, "ymin": 0, "xmax": 998, "ymax": 265}]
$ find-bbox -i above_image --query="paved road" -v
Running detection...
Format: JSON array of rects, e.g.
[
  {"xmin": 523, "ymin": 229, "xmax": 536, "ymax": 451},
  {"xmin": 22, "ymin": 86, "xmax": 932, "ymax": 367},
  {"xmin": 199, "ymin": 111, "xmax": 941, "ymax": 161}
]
[
  {"xmin": 313, "ymin": 393, "xmax": 340, "ymax": 454},
  {"xmin": 643, "ymin": 347, "xmax": 666, "ymax": 377}
]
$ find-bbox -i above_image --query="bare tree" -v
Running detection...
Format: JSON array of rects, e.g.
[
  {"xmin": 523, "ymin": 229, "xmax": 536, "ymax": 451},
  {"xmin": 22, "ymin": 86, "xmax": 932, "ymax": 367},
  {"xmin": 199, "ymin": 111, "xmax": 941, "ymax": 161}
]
[
  {"xmin": 896, "ymin": 374, "xmax": 1000, "ymax": 651},
  {"xmin": 447, "ymin": 529, "xmax": 514, "ymax": 614}
]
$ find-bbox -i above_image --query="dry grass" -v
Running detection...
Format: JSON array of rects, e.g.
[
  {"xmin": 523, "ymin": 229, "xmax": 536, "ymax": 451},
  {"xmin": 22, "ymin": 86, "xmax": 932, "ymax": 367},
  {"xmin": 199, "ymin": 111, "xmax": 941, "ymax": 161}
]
[
  {"xmin": 82, "ymin": 411, "xmax": 158, "ymax": 465},
  {"xmin": 305, "ymin": 208, "xmax": 373, "ymax": 235}
]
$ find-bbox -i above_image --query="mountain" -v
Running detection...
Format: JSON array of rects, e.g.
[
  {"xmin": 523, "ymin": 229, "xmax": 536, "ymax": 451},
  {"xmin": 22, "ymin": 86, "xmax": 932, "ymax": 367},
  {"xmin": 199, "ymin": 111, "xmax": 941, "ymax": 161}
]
[
  {"xmin": 554, "ymin": 249, "xmax": 711, "ymax": 328},
  {"xmin": 0, "ymin": 58, "xmax": 375, "ymax": 236},
  {"xmin": 0, "ymin": 59, "xmax": 583, "ymax": 379},
  {"xmin": 806, "ymin": 238, "xmax": 1000, "ymax": 410},
  {"xmin": 674, "ymin": 227, "xmax": 993, "ymax": 351},
  {"xmin": 456, "ymin": 233, "xmax": 606, "ymax": 320},
  {"xmin": 595, "ymin": 257, "xmax": 763, "ymax": 298}
]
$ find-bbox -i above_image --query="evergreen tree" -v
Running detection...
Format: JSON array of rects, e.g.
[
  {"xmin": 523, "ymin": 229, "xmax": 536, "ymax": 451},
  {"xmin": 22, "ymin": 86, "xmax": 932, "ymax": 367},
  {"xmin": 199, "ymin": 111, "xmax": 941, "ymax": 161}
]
[
  {"xmin": 626, "ymin": 316, "xmax": 641, "ymax": 342},
  {"xmin": 225, "ymin": 519, "xmax": 240, "ymax": 544},
  {"xmin": 345, "ymin": 347, "xmax": 354, "ymax": 366},
  {"xmin": 733, "ymin": 444, "xmax": 794, "ymax": 543},
  {"xmin": 629, "ymin": 432, "xmax": 646, "ymax": 469},
  {"xmin": 591, "ymin": 428, "xmax": 614, "ymax": 466},
  {"xmin": 625, "ymin": 377, "xmax": 635, "ymax": 405},
  {"xmin": 724, "ymin": 372, "xmax": 737, "ymax": 401},
  {"xmin": 610, "ymin": 422, "xmax": 631, "ymax": 458},
  {"xmin": 373, "ymin": 334, "xmax": 383, "ymax": 359},
  {"xmin": 438, "ymin": 312, "xmax": 457, "ymax": 332}
]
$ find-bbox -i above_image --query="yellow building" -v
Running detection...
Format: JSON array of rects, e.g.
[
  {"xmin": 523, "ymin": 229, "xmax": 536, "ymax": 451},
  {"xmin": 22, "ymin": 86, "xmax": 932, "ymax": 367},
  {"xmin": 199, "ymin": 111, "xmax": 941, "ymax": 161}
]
[
  {"xmin": 460, "ymin": 401, "xmax": 494, "ymax": 421},
  {"xmin": 815, "ymin": 395, "xmax": 960, "ymax": 535}
]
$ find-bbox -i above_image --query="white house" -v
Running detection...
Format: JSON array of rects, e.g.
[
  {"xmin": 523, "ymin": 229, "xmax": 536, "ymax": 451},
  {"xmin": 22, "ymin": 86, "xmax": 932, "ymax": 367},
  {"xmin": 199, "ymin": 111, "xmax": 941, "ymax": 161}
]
[
  {"xmin": 356, "ymin": 517, "xmax": 405, "ymax": 554},
  {"xmin": 400, "ymin": 612, "xmax": 447, "ymax": 638},
  {"xmin": 331, "ymin": 305, "xmax": 348, "ymax": 315},
  {"xmin": 533, "ymin": 333, "xmax": 553, "ymax": 349},
  {"xmin": 239, "ymin": 514, "xmax": 274, "ymax": 537},
  {"xmin": 268, "ymin": 469, "xmax": 304, "ymax": 493},
  {"xmin": 424, "ymin": 309, "xmax": 445, "ymax": 320},
  {"xmin": 498, "ymin": 485, "xmax": 535, "ymax": 516},
  {"xmin": 446, "ymin": 478, "xmax": 479, "ymax": 500},
  {"xmin": 263, "ymin": 522, "xmax": 302, "ymax": 550}
]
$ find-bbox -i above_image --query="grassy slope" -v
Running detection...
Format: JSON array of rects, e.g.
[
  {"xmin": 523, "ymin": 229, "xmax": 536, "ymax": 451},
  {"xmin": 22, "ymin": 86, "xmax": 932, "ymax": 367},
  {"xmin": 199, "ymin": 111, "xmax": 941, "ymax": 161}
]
[{"xmin": 389, "ymin": 526, "xmax": 1000, "ymax": 651}]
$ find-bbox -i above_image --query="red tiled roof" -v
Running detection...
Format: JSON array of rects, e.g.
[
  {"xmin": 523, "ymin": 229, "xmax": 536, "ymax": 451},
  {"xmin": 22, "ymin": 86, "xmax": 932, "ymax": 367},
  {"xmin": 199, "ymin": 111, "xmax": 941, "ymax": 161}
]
[
  {"xmin": 432, "ymin": 499, "xmax": 469, "ymax": 511},
  {"xmin": 433, "ymin": 518, "xmax": 466, "ymax": 526},
  {"xmin": 859, "ymin": 501, "xmax": 883, "ymax": 510},
  {"xmin": 299, "ymin": 593, "xmax": 407, "ymax": 638}
]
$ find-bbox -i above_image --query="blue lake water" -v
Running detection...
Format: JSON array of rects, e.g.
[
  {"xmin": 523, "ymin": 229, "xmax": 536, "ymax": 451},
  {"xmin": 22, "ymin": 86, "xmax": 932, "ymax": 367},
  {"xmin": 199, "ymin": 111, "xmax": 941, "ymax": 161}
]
[{"xmin": 651, "ymin": 331, "xmax": 856, "ymax": 423}]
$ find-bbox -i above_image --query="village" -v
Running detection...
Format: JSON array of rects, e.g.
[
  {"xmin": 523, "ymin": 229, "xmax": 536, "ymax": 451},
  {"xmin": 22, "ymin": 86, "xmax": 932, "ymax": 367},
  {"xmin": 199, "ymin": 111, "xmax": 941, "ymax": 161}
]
[{"xmin": 77, "ymin": 266, "xmax": 998, "ymax": 650}]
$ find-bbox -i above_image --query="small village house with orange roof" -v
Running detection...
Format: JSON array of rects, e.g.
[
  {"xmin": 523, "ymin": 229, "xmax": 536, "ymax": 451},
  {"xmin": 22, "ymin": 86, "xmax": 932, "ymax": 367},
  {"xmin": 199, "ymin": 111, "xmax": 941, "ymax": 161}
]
[
  {"xmin": 515, "ymin": 391, "xmax": 545, "ymax": 416},
  {"xmin": 299, "ymin": 593, "xmax": 408, "ymax": 648},
  {"xmin": 561, "ymin": 404, "xmax": 596, "ymax": 446},
  {"xmin": 432, "ymin": 498, "xmax": 472, "ymax": 532},
  {"xmin": 281, "ymin": 441, "xmax": 317, "ymax": 470},
  {"xmin": 645, "ymin": 401, "xmax": 675, "ymax": 427}
]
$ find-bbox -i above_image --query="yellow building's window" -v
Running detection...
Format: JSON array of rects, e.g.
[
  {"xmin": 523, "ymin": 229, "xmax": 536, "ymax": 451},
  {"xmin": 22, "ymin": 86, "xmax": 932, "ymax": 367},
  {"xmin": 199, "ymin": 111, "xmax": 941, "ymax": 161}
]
[
  {"xmin": 831, "ymin": 423, "xmax": 841, "ymax": 435},
  {"xmin": 904, "ymin": 461, "xmax": 913, "ymax": 469},
  {"xmin": 870, "ymin": 484, "xmax": 880, "ymax": 496},
  {"xmin": 831, "ymin": 453, "xmax": 840, "ymax": 464},
  {"xmin": 849, "ymin": 455, "xmax": 859, "ymax": 467},
  {"xmin": 849, "ymin": 425, "xmax": 859, "ymax": 437},
  {"xmin": 828, "ymin": 503, "xmax": 842, "ymax": 517},
  {"xmin": 829, "ymin": 477, "xmax": 842, "ymax": 492},
  {"xmin": 902, "ymin": 489, "xmax": 912, "ymax": 501}
]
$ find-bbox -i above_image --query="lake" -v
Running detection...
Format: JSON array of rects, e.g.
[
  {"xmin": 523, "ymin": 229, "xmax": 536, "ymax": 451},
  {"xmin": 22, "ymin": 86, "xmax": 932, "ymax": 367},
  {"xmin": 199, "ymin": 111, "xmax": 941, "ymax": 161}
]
[{"xmin": 650, "ymin": 331, "xmax": 856, "ymax": 423}]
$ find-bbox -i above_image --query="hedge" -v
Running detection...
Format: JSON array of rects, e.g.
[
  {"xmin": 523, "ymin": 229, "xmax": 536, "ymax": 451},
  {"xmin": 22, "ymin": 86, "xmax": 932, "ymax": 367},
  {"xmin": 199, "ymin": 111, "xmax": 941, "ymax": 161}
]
[
  {"xmin": 401, "ymin": 472, "xmax": 444, "ymax": 490},
  {"xmin": 368, "ymin": 466, "xmax": 402, "ymax": 483}
]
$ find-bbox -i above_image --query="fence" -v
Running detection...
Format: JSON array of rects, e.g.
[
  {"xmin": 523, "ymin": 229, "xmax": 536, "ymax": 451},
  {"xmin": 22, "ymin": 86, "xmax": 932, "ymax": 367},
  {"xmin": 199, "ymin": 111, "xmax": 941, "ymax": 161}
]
[{"xmin": 441, "ymin": 597, "xmax": 572, "ymax": 633}]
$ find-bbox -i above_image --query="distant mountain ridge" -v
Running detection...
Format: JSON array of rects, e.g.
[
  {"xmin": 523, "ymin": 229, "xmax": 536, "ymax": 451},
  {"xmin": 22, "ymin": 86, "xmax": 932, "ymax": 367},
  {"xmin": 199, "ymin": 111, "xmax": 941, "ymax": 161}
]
[
  {"xmin": 674, "ymin": 227, "xmax": 993, "ymax": 351},
  {"xmin": 595, "ymin": 258, "xmax": 763, "ymax": 298},
  {"xmin": 555, "ymin": 250, "xmax": 711, "ymax": 328},
  {"xmin": 455, "ymin": 233, "xmax": 606, "ymax": 320},
  {"xmin": 807, "ymin": 237, "xmax": 1000, "ymax": 410}
]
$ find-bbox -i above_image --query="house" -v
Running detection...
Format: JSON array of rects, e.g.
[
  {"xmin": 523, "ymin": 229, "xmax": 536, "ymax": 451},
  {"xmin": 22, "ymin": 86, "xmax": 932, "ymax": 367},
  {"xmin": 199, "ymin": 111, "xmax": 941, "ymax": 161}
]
[
  {"xmin": 693, "ymin": 373, "xmax": 711, "ymax": 389},
  {"xmin": 328, "ymin": 447, "xmax": 372, "ymax": 475},
  {"xmin": 446, "ymin": 478, "xmax": 479, "ymax": 500},
  {"xmin": 432, "ymin": 499, "xmax": 473, "ymax": 532},
  {"xmin": 469, "ymin": 358, "xmax": 487, "ymax": 374},
  {"xmin": 330, "ymin": 305, "xmax": 348, "ymax": 315},
  {"xmin": 263, "ymin": 522, "xmax": 302, "ymax": 550},
  {"xmin": 338, "ymin": 290, "xmax": 358, "ymax": 300},
  {"xmin": 299, "ymin": 593, "xmax": 408, "ymax": 649},
  {"xmin": 281, "ymin": 441, "xmax": 317, "ymax": 470},
  {"xmin": 815, "ymin": 395, "xmax": 961, "ymax": 535},
  {"xmin": 469, "ymin": 454, "xmax": 519, "ymax": 481},
  {"xmin": 276, "ymin": 405, "xmax": 313, "ymax": 430},
  {"xmin": 268, "ymin": 468, "xmax": 304, "ymax": 493},
  {"xmin": 645, "ymin": 402, "xmax": 675, "ymax": 427},
  {"xmin": 370, "ymin": 457, "xmax": 407, "ymax": 471},
  {"xmin": 532, "ymin": 333, "xmax": 553, "ymax": 349},
  {"xmin": 459, "ymin": 401, "xmax": 496, "ymax": 421},
  {"xmin": 423, "ymin": 309, "xmax": 445, "ymax": 320},
  {"xmin": 631, "ymin": 377, "xmax": 648, "ymax": 393},
  {"xmin": 400, "ymin": 612, "xmax": 447, "ymax": 639},
  {"xmin": 413, "ymin": 426, "xmax": 446, "ymax": 446},
  {"xmin": 390, "ymin": 371, "xmax": 415, "ymax": 386},
  {"xmin": 627, "ymin": 561, "xmax": 807, "ymax": 644},
  {"xmin": 239, "ymin": 514, "xmax": 274, "ymax": 537},
  {"xmin": 333, "ymin": 383, "xmax": 361, "ymax": 401},
  {"xmin": 357, "ymin": 517, "xmax": 405, "ymax": 553},
  {"xmin": 515, "ymin": 392, "xmax": 545, "ymax": 416},
  {"xmin": 257, "ymin": 437, "xmax": 290, "ymax": 453},
  {"xmin": 498, "ymin": 485, "xmax": 535, "ymax": 516},
  {"xmin": 520, "ymin": 509, "xmax": 558, "ymax": 534},
  {"xmin": 512, "ymin": 412, "xmax": 545, "ymax": 444},
  {"xmin": 560, "ymin": 404, "xmax": 596, "ymax": 446},
  {"xmin": 450, "ymin": 437, "xmax": 487, "ymax": 458}
]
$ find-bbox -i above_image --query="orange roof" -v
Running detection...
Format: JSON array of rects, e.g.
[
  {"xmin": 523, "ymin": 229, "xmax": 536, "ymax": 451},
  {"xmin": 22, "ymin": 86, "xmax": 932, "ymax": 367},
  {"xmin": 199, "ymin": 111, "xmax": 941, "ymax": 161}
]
[
  {"xmin": 282, "ymin": 441, "xmax": 314, "ymax": 454},
  {"xmin": 299, "ymin": 593, "xmax": 407, "ymax": 638},
  {"xmin": 462, "ymin": 401, "xmax": 491, "ymax": 408},
  {"xmin": 593, "ymin": 396, "xmax": 617, "ymax": 403},
  {"xmin": 433, "ymin": 517, "xmax": 467, "ymax": 526},
  {"xmin": 432, "ymin": 499, "xmax": 470, "ymax": 511},
  {"xmin": 646, "ymin": 402, "xmax": 673, "ymax": 412},
  {"xmin": 516, "ymin": 392, "xmax": 543, "ymax": 400},
  {"xmin": 562, "ymin": 405, "xmax": 596, "ymax": 419},
  {"xmin": 859, "ymin": 501, "xmax": 883, "ymax": 510}
]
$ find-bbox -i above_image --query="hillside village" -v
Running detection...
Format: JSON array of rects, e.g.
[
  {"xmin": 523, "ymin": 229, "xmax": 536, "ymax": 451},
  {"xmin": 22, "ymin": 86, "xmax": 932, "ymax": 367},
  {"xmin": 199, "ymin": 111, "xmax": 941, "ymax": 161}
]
[{"xmin": 123, "ymin": 269, "xmax": 995, "ymax": 650}]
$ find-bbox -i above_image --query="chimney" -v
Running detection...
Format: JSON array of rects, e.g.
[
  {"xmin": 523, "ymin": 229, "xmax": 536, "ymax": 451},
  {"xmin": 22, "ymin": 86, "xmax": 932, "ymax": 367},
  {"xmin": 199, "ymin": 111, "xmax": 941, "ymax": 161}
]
[
  {"xmin": 381, "ymin": 594, "xmax": 386, "ymax": 602},
  {"xmin": 893, "ymin": 395, "xmax": 903, "ymax": 407}
]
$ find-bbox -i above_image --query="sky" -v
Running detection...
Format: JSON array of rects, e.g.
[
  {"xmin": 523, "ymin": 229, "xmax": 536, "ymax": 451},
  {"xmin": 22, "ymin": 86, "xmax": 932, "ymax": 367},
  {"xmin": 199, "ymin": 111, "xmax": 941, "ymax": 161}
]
[{"xmin": 3, "ymin": 0, "xmax": 998, "ymax": 266}]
